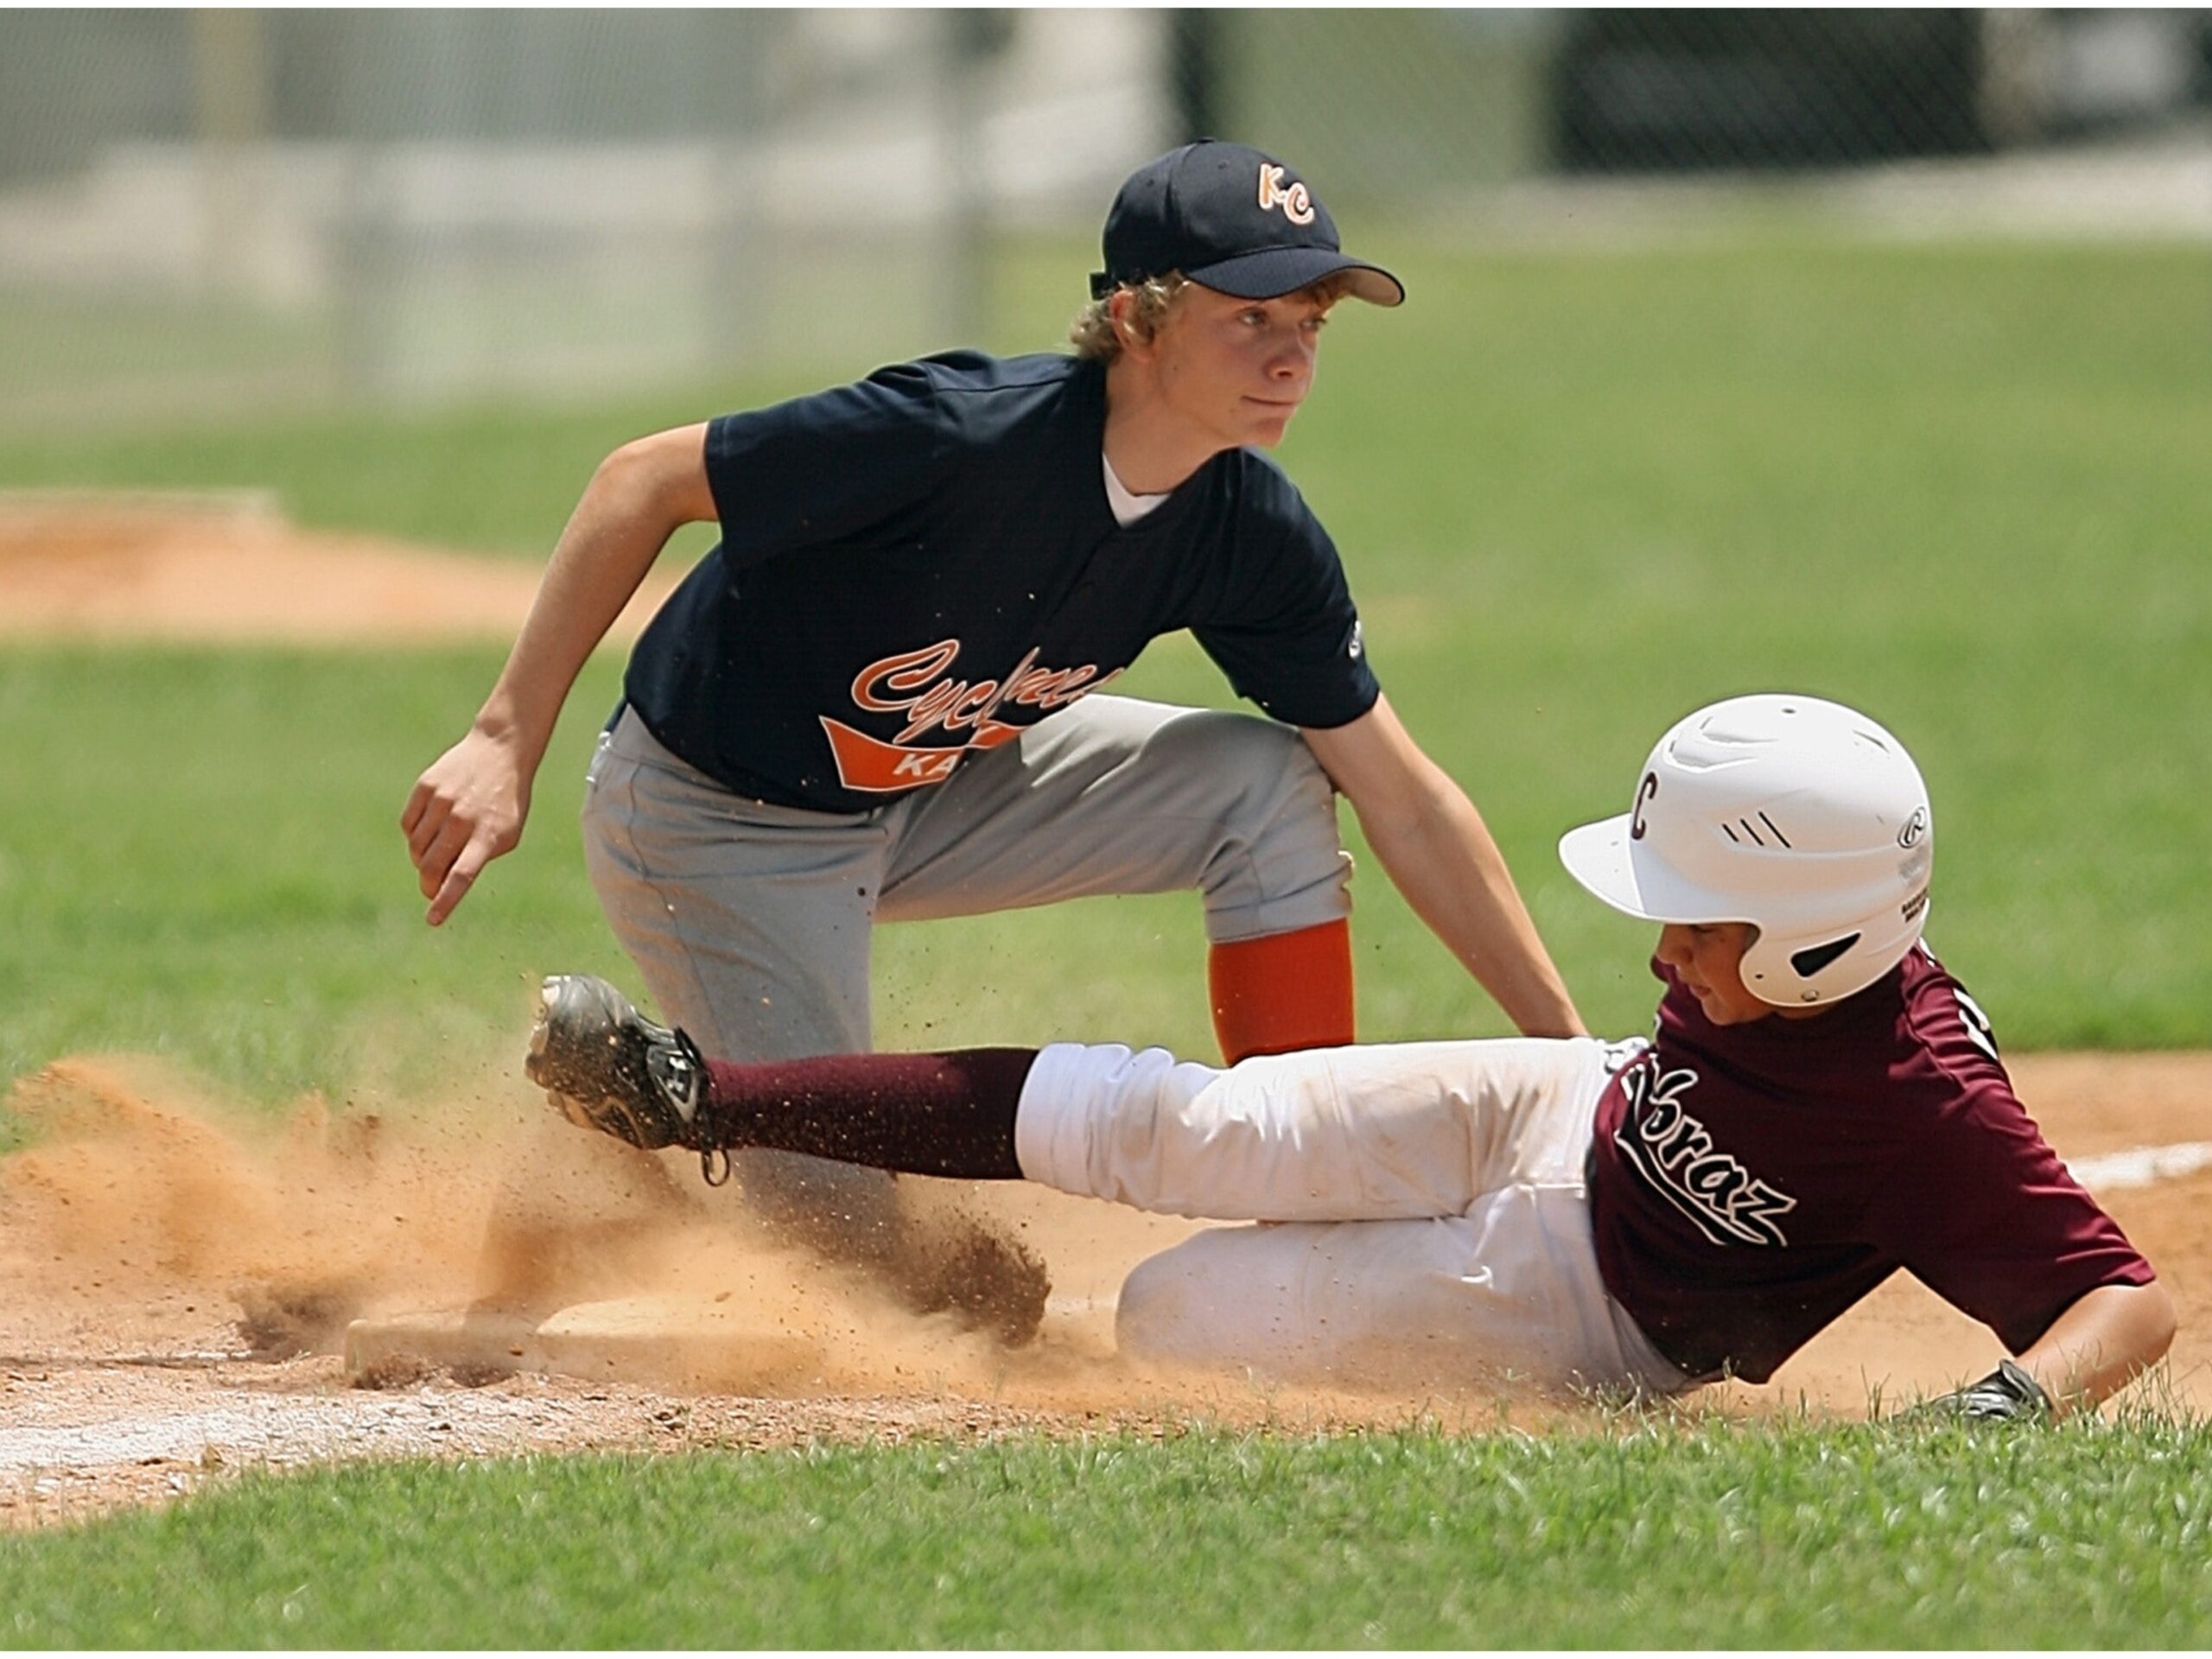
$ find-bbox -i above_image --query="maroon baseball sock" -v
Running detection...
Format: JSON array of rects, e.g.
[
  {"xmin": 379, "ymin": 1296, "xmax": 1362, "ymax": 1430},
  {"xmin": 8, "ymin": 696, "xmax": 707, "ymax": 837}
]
[{"xmin": 700, "ymin": 1048, "xmax": 1039, "ymax": 1179}]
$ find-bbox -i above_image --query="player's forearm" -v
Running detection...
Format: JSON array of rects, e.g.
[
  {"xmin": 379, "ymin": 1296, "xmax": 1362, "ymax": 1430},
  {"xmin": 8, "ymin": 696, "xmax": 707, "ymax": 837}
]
[
  {"xmin": 1355, "ymin": 782, "xmax": 1586, "ymax": 1038},
  {"xmin": 476, "ymin": 435, "xmax": 704, "ymax": 765},
  {"xmin": 2016, "ymin": 1279, "xmax": 2177, "ymax": 1417}
]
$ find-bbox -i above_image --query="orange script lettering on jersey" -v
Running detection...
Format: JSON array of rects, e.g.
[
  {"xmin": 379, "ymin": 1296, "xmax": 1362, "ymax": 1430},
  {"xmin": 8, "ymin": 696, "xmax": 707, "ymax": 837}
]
[{"xmin": 827, "ymin": 639, "xmax": 1122, "ymax": 792}]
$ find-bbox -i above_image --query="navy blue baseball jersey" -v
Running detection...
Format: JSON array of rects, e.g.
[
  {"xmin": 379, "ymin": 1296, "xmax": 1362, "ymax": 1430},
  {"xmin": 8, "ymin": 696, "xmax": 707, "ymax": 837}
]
[
  {"xmin": 623, "ymin": 351, "xmax": 1381, "ymax": 812},
  {"xmin": 1587, "ymin": 944, "xmax": 2153, "ymax": 1383}
]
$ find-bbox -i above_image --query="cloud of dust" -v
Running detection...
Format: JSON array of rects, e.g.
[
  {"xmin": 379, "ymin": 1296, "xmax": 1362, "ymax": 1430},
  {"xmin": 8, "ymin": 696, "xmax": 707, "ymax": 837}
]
[{"xmin": 0, "ymin": 1056, "xmax": 1586, "ymax": 1431}]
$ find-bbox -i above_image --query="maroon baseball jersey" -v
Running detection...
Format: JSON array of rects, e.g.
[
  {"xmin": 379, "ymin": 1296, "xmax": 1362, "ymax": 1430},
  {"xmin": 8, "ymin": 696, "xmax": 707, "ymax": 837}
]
[{"xmin": 1587, "ymin": 943, "xmax": 2154, "ymax": 1383}]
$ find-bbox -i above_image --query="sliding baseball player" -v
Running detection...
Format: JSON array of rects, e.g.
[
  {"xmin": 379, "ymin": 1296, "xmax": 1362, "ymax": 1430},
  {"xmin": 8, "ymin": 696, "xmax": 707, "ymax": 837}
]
[{"xmin": 527, "ymin": 695, "xmax": 2173, "ymax": 1414}]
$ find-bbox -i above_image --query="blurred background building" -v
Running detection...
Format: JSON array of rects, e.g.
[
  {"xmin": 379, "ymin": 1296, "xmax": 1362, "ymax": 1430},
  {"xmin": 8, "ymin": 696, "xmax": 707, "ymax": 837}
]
[{"xmin": 2, "ymin": 8, "xmax": 2206, "ymax": 423}]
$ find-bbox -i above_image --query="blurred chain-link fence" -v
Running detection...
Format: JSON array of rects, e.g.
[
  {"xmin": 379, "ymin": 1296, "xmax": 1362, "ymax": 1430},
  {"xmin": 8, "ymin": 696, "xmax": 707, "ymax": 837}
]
[{"xmin": 2, "ymin": 9, "xmax": 2205, "ymax": 425}]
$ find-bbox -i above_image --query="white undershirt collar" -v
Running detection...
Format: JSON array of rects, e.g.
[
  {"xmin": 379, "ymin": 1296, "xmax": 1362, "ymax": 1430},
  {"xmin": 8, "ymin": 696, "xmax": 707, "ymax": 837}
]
[{"xmin": 1102, "ymin": 452, "xmax": 1172, "ymax": 528}]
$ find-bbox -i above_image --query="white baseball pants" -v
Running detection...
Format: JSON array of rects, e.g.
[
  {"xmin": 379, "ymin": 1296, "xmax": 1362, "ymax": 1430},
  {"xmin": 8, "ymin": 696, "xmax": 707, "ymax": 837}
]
[{"xmin": 1015, "ymin": 1035, "xmax": 1691, "ymax": 1397}]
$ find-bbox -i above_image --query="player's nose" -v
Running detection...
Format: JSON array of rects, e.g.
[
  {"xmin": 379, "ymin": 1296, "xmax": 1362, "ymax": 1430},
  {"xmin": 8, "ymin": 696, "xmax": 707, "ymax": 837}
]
[{"xmin": 1267, "ymin": 337, "xmax": 1315, "ymax": 385}]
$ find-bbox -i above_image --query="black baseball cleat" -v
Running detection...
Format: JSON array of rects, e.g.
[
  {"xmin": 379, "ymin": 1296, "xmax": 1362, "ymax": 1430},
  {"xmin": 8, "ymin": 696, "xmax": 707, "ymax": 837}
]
[{"xmin": 526, "ymin": 975, "xmax": 710, "ymax": 1154}]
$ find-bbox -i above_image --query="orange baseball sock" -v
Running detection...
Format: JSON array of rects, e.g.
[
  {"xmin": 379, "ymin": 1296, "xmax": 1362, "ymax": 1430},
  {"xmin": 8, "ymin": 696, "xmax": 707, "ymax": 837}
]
[{"xmin": 1207, "ymin": 918, "xmax": 1356, "ymax": 1064}]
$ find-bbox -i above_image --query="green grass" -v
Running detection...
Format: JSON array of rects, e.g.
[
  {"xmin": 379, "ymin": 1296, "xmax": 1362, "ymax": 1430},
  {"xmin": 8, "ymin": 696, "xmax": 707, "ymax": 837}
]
[
  {"xmin": 0, "ymin": 650, "xmax": 607, "ymax": 1111},
  {"xmin": 0, "ymin": 285, "xmax": 340, "ymax": 419},
  {"xmin": 1, "ymin": 234, "xmax": 2208, "ymax": 1643},
  {"xmin": 1, "ymin": 237, "xmax": 2208, "ymax": 1106},
  {"xmin": 0, "ymin": 384, "xmax": 735, "ymax": 560},
  {"xmin": 0, "ymin": 647, "xmax": 1231, "ymax": 1111},
  {"xmin": 3, "ymin": 1418, "xmax": 2210, "ymax": 1647}
]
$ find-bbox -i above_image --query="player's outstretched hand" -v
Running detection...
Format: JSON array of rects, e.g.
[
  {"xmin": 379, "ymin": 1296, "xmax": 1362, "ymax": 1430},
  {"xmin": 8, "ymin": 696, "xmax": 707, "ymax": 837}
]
[
  {"xmin": 1907, "ymin": 1358, "xmax": 2053, "ymax": 1425},
  {"xmin": 401, "ymin": 727, "xmax": 534, "ymax": 925}
]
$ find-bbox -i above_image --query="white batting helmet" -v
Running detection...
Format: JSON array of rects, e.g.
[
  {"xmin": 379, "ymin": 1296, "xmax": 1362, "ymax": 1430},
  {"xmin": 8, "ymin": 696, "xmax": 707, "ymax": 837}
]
[{"xmin": 1558, "ymin": 694, "xmax": 1934, "ymax": 1007}]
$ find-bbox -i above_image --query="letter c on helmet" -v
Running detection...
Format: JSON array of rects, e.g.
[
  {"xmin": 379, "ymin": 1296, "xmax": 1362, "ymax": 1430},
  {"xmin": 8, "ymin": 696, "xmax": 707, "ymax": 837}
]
[{"xmin": 1630, "ymin": 772, "xmax": 1658, "ymax": 840}]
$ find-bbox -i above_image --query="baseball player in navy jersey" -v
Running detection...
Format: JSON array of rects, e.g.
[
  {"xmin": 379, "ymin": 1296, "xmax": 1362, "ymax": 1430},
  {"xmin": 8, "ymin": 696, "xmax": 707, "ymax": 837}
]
[
  {"xmin": 526, "ymin": 694, "xmax": 2175, "ymax": 1416},
  {"xmin": 403, "ymin": 142, "xmax": 1583, "ymax": 1273}
]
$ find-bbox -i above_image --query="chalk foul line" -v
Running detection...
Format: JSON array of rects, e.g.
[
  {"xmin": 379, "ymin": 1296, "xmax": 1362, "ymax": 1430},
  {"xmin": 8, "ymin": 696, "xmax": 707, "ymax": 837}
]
[{"xmin": 2067, "ymin": 1141, "xmax": 2212, "ymax": 1192}]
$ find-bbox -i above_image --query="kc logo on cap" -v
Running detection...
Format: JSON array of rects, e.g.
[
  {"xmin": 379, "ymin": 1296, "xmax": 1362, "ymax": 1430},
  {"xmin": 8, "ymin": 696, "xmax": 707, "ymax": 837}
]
[
  {"xmin": 1090, "ymin": 140, "xmax": 1405, "ymax": 308},
  {"xmin": 1256, "ymin": 164, "xmax": 1315, "ymax": 226}
]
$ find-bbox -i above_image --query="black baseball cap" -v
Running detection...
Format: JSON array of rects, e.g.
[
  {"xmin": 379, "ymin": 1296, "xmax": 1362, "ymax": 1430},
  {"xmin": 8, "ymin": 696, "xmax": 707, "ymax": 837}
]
[{"xmin": 1090, "ymin": 140, "xmax": 1405, "ymax": 308}]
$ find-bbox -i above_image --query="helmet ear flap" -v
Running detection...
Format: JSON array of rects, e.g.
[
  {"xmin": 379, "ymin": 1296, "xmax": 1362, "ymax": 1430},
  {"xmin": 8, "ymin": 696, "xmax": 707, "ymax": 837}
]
[
  {"xmin": 1740, "ymin": 909, "xmax": 1924, "ymax": 1008},
  {"xmin": 1738, "ymin": 928, "xmax": 1822, "ymax": 1006},
  {"xmin": 1789, "ymin": 935, "xmax": 1860, "ymax": 979}
]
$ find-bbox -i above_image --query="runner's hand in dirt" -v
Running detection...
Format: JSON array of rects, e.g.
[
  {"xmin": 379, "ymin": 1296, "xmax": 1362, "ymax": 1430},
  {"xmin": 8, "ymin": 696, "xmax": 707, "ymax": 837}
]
[{"xmin": 403, "ymin": 725, "xmax": 535, "ymax": 925}]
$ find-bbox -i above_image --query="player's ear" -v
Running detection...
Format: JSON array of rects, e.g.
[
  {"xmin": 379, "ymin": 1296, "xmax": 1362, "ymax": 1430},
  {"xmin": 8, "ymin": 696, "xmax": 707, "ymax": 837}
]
[
  {"xmin": 1107, "ymin": 288, "xmax": 1141, "ymax": 349},
  {"xmin": 1112, "ymin": 285, "xmax": 1173, "ymax": 360}
]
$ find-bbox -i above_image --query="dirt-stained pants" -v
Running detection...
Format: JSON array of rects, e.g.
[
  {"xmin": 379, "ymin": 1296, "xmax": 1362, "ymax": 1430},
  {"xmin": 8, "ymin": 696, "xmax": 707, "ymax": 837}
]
[{"xmin": 1015, "ymin": 1034, "xmax": 1692, "ymax": 1396}]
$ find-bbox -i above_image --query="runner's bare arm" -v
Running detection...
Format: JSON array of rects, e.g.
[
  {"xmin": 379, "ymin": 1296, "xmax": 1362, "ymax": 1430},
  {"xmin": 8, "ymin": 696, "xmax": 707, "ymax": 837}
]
[
  {"xmin": 2015, "ymin": 1278, "xmax": 2177, "ymax": 1417},
  {"xmin": 1302, "ymin": 695, "xmax": 1586, "ymax": 1038},
  {"xmin": 401, "ymin": 423, "xmax": 717, "ymax": 925}
]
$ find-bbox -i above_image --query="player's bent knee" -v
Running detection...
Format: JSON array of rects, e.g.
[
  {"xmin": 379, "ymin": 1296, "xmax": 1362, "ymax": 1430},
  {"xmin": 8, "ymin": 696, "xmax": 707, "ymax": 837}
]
[
  {"xmin": 1113, "ymin": 1247, "xmax": 1220, "ymax": 1368},
  {"xmin": 1155, "ymin": 712, "xmax": 1349, "ymax": 926},
  {"xmin": 1114, "ymin": 1230, "xmax": 1307, "ymax": 1373},
  {"xmin": 1148, "ymin": 708, "xmax": 1319, "ymax": 807}
]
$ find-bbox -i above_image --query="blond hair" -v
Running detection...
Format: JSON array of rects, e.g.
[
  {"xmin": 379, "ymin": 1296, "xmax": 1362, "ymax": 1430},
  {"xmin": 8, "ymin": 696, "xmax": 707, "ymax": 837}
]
[
  {"xmin": 1068, "ymin": 270, "xmax": 1362, "ymax": 364},
  {"xmin": 1068, "ymin": 272, "xmax": 1192, "ymax": 363}
]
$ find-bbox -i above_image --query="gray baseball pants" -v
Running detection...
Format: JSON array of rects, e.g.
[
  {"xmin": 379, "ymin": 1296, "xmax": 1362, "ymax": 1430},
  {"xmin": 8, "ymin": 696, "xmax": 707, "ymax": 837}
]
[{"xmin": 579, "ymin": 695, "xmax": 1353, "ymax": 1230}]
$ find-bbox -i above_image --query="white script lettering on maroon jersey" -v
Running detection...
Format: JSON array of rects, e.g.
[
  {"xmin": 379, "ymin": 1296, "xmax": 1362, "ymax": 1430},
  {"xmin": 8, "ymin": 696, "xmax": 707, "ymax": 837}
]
[
  {"xmin": 1585, "ymin": 944, "xmax": 2153, "ymax": 1383},
  {"xmin": 1612, "ymin": 1060, "xmax": 1797, "ymax": 1249}
]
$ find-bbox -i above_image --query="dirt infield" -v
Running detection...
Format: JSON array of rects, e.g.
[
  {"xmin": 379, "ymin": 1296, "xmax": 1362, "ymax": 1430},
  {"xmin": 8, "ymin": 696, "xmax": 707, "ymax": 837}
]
[
  {"xmin": 0, "ymin": 492, "xmax": 677, "ymax": 645},
  {"xmin": 3, "ymin": 1049, "xmax": 2206, "ymax": 1530},
  {"xmin": 2, "ymin": 501, "xmax": 2205, "ymax": 1528}
]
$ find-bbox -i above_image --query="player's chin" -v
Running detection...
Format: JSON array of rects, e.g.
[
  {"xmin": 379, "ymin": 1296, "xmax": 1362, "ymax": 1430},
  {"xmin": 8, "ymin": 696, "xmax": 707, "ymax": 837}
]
[
  {"xmin": 1689, "ymin": 984, "xmax": 1741, "ymax": 1024},
  {"xmin": 1700, "ymin": 988, "xmax": 1776, "ymax": 1027}
]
